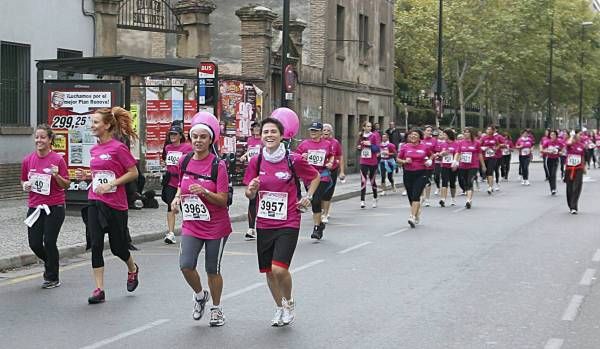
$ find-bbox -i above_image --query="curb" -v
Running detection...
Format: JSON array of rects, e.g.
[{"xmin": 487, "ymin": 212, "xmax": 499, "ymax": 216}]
[{"xmin": 0, "ymin": 187, "xmax": 367, "ymax": 272}]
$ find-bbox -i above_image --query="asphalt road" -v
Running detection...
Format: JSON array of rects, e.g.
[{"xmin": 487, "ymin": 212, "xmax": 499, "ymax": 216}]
[{"xmin": 1, "ymin": 166, "xmax": 599, "ymax": 349}]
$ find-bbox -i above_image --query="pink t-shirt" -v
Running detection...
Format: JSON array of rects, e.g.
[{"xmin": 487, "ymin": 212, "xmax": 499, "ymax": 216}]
[
  {"xmin": 358, "ymin": 133, "xmax": 379, "ymax": 166},
  {"xmin": 178, "ymin": 153, "xmax": 232, "ymax": 239},
  {"xmin": 540, "ymin": 136, "xmax": 550, "ymax": 157},
  {"xmin": 515, "ymin": 137, "xmax": 534, "ymax": 157},
  {"xmin": 456, "ymin": 140, "xmax": 482, "ymax": 169},
  {"xmin": 326, "ymin": 137, "xmax": 343, "ymax": 170},
  {"xmin": 398, "ymin": 143, "xmax": 432, "ymax": 171},
  {"xmin": 243, "ymin": 152, "xmax": 319, "ymax": 230},
  {"xmin": 542, "ymin": 139, "xmax": 564, "ymax": 159},
  {"xmin": 493, "ymin": 134, "xmax": 506, "ymax": 159},
  {"xmin": 21, "ymin": 151, "xmax": 69, "ymax": 208},
  {"xmin": 480, "ymin": 134, "xmax": 501, "ymax": 159},
  {"xmin": 164, "ymin": 142, "xmax": 193, "ymax": 188},
  {"xmin": 421, "ymin": 137, "xmax": 437, "ymax": 169},
  {"xmin": 246, "ymin": 136, "xmax": 262, "ymax": 159},
  {"xmin": 295, "ymin": 138, "xmax": 333, "ymax": 181},
  {"xmin": 438, "ymin": 140, "xmax": 458, "ymax": 169},
  {"xmin": 379, "ymin": 142, "xmax": 397, "ymax": 160},
  {"xmin": 88, "ymin": 139, "xmax": 137, "ymax": 211}
]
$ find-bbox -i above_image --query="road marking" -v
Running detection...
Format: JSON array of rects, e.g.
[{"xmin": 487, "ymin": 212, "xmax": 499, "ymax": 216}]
[
  {"xmin": 338, "ymin": 241, "xmax": 373, "ymax": 254},
  {"xmin": 562, "ymin": 295, "xmax": 584, "ymax": 321},
  {"xmin": 79, "ymin": 319, "xmax": 170, "ymax": 349},
  {"xmin": 592, "ymin": 249, "xmax": 600, "ymax": 262},
  {"xmin": 384, "ymin": 228, "xmax": 408, "ymax": 237},
  {"xmin": 579, "ymin": 268, "xmax": 596, "ymax": 286},
  {"xmin": 453, "ymin": 207, "xmax": 466, "ymax": 213},
  {"xmin": 544, "ymin": 338, "xmax": 564, "ymax": 349},
  {"xmin": 290, "ymin": 259, "xmax": 325, "ymax": 273}
]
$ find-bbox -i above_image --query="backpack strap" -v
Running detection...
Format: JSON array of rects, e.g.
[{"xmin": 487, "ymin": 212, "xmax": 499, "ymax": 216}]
[{"xmin": 181, "ymin": 152, "xmax": 213, "ymax": 181}]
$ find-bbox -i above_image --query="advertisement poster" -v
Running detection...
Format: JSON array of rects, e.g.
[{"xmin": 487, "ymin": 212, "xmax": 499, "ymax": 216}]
[
  {"xmin": 145, "ymin": 79, "xmax": 172, "ymax": 172},
  {"xmin": 217, "ymin": 80, "xmax": 245, "ymax": 154},
  {"xmin": 172, "ymin": 78, "xmax": 197, "ymax": 135},
  {"xmin": 42, "ymin": 81, "xmax": 121, "ymax": 194}
]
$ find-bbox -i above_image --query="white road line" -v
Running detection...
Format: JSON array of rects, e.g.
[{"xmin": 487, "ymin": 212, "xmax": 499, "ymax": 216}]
[
  {"xmin": 544, "ymin": 338, "xmax": 564, "ymax": 349},
  {"xmin": 592, "ymin": 249, "xmax": 600, "ymax": 262},
  {"xmin": 579, "ymin": 268, "xmax": 596, "ymax": 286},
  {"xmin": 338, "ymin": 241, "xmax": 373, "ymax": 254},
  {"xmin": 79, "ymin": 319, "xmax": 170, "ymax": 349},
  {"xmin": 453, "ymin": 207, "xmax": 466, "ymax": 213},
  {"xmin": 290, "ymin": 259, "xmax": 325, "ymax": 273},
  {"xmin": 562, "ymin": 295, "xmax": 585, "ymax": 321},
  {"xmin": 384, "ymin": 228, "xmax": 408, "ymax": 237}
]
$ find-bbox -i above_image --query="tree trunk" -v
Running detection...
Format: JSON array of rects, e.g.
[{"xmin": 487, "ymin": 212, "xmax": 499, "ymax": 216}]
[{"xmin": 459, "ymin": 81, "xmax": 466, "ymax": 129}]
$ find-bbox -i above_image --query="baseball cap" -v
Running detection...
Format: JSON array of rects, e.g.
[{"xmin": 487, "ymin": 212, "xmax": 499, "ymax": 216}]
[
  {"xmin": 309, "ymin": 121, "xmax": 323, "ymax": 130},
  {"xmin": 169, "ymin": 125, "xmax": 183, "ymax": 134}
]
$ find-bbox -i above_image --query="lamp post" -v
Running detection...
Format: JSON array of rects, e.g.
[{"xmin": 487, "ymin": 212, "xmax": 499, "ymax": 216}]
[
  {"xmin": 435, "ymin": 0, "xmax": 443, "ymax": 129},
  {"xmin": 579, "ymin": 21, "xmax": 593, "ymax": 129},
  {"xmin": 280, "ymin": 0, "xmax": 290, "ymax": 108}
]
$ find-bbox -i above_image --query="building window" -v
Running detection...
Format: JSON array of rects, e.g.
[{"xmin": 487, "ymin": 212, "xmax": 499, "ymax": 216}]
[
  {"xmin": 0, "ymin": 41, "xmax": 31, "ymax": 126},
  {"xmin": 334, "ymin": 113, "xmax": 343, "ymax": 140},
  {"xmin": 336, "ymin": 5, "xmax": 345, "ymax": 52},
  {"xmin": 379, "ymin": 23, "xmax": 386, "ymax": 68},
  {"xmin": 57, "ymin": 49, "xmax": 83, "ymax": 80},
  {"xmin": 359, "ymin": 14, "xmax": 369, "ymax": 63}
]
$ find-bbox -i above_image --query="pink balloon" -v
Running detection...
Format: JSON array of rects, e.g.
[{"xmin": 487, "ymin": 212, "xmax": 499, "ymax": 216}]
[
  {"xmin": 190, "ymin": 111, "xmax": 220, "ymax": 141},
  {"xmin": 271, "ymin": 107, "xmax": 299, "ymax": 139}
]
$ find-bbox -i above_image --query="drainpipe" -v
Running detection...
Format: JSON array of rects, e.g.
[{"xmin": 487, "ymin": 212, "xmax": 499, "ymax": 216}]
[{"xmin": 82, "ymin": 0, "xmax": 97, "ymax": 56}]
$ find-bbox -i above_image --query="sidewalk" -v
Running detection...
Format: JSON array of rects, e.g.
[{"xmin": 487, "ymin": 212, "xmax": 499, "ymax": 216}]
[{"xmin": 0, "ymin": 172, "xmax": 370, "ymax": 271}]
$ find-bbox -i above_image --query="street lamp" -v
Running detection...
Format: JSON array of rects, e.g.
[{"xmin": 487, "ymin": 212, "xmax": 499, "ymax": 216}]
[
  {"xmin": 435, "ymin": 0, "xmax": 443, "ymax": 129},
  {"xmin": 579, "ymin": 21, "xmax": 593, "ymax": 130}
]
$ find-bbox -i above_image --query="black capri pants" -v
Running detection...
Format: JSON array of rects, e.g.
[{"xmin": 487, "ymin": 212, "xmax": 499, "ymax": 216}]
[
  {"xmin": 458, "ymin": 168, "xmax": 478, "ymax": 191},
  {"xmin": 88, "ymin": 200, "xmax": 131, "ymax": 269},
  {"xmin": 27, "ymin": 205, "xmax": 65, "ymax": 282},
  {"xmin": 441, "ymin": 167, "xmax": 457, "ymax": 189},
  {"xmin": 311, "ymin": 181, "xmax": 331, "ymax": 214},
  {"xmin": 403, "ymin": 170, "xmax": 429, "ymax": 203},
  {"xmin": 484, "ymin": 158, "xmax": 497, "ymax": 177}
]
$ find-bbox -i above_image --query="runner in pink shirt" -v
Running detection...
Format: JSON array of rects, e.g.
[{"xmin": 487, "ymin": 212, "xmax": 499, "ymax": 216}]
[
  {"xmin": 492, "ymin": 131, "xmax": 506, "ymax": 190},
  {"xmin": 435, "ymin": 129, "xmax": 458, "ymax": 207},
  {"xmin": 161, "ymin": 124, "xmax": 192, "ymax": 244},
  {"xmin": 85, "ymin": 107, "xmax": 140, "ymax": 305},
  {"xmin": 564, "ymin": 130, "xmax": 587, "ymax": 214},
  {"xmin": 397, "ymin": 129, "xmax": 433, "ymax": 227},
  {"xmin": 321, "ymin": 123, "xmax": 345, "ymax": 223},
  {"xmin": 541, "ymin": 130, "xmax": 564, "ymax": 195},
  {"xmin": 379, "ymin": 133, "xmax": 398, "ymax": 195},
  {"xmin": 241, "ymin": 121, "xmax": 262, "ymax": 241},
  {"xmin": 454, "ymin": 127, "xmax": 485, "ymax": 209},
  {"xmin": 540, "ymin": 129, "xmax": 551, "ymax": 181},
  {"xmin": 171, "ymin": 114, "xmax": 232, "ymax": 326},
  {"xmin": 357, "ymin": 121, "xmax": 380, "ymax": 208},
  {"xmin": 420, "ymin": 126, "xmax": 438, "ymax": 207},
  {"xmin": 515, "ymin": 130, "xmax": 534, "ymax": 185},
  {"xmin": 21, "ymin": 124, "xmax": 71, "ymax": 289},
  {"xmin": 244, "ymin": 117, "xmax": 319, "ymax": 326},
  {"xmin": 479, "ymin": 125, "xmax": 503, "ymax": 194},
  {"xmin": 500, "ymin": 132, "xmax": 513, "ymax": 181}
]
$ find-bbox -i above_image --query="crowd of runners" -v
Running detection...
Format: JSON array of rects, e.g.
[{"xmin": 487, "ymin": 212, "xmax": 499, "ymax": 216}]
[{"xmin": 20, "ymin": 106, "xmax": 598, "ymax": 328}]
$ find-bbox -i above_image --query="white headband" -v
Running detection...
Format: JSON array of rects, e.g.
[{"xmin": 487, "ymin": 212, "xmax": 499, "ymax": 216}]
[{"xmin": 190, "ymin": 123, "xmax": 214, "ymax": 140}]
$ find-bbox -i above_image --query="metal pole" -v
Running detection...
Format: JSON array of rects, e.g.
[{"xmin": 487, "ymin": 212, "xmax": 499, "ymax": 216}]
[
  {"xmin": 436, "ymin": 0, "xmax": 443, "ymax": 128},
  {"xmin": 579, "ymin": 25, "xmax": 584, "ymax": 129},
  {"xmin": 547, "ymin": 16, "xmax": 554, "ymax": 129},
  {"xmin": 280, "ymin": 0, "xmax": 290, "ymax": 108}
]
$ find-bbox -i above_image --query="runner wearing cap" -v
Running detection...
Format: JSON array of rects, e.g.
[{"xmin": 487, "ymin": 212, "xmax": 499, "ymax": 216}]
[
  {"xmin": 21, "ymin": 124, "xmax": 71, "ymax": 289},
  {"xmin": 244, "ymin": 117, "xmax": 319, "ymax": 327},
  {"xmin": 321, "ymin": 123, "xmax": 345, "ymax": 223},
  {"xmin": 378, "ymin": 133, "xmax": 398, "ymax": 195},
  {"xmin": 295, "ymin": 121, "xmax": 334, "ymax": 240},
  {"xmin": 161, "ymin": 124, "xmax": 192, "ymax": 244},
  {"xmin": 240, "ymin": 121, "xmax": 262, "ymax": 240},
  {"xmin": 515, "ymin": 130, "xmax": 534, "ymax": 185},
  {"xmin": 454, "ymin": 128, "xmax": 485, "ymax": 209},
  {"xmin": 357, "ymin": 121, "xmax": 380, "ymax": 208},
  {"xmin": 541, "ymin": 130, "xmax": 564, "ymax": 195},
  {"xmin": 564, "ymin": 130, "xmax": 586, "ymax": 214}
]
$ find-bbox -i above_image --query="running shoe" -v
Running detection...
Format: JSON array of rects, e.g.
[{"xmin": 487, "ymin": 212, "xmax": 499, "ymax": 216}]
[
  {"xmin": 459, "ymin": 191, "xmax": 466, "ymax": 196},
  {"xmin": 524, "ymin": 180, "xmax": 530, "ymax": 186},
  {"xmin": 193, "ymin": 290, "xmax": 210, "ymax": 320},
  {"xmin": 401, "ymin": 190, "xmax": 407, "ymax": 196},
  {"xmin": 439, "ymin": 200, "xmax": 445, "ymax": 208},
  {"xmin": 493, "ymin": 185, "xmax": 500, "ymax": 192},
  {"xmin": 372, "ymin": 198, "xmax": 378, "ymax": 208},
  {"xmin": 209, "ymin": 307, "xmax": 226, "ymax": 327},
  {"xmin": 381, "ymin": 190, "xmax": 386, "ymax": 196},
  {"xmin": 164, "ymin": 232, "xmax": 176, "ymax": 244},
  {"xmin": 408, "ymin": 216, "xmax": 416, "ymax": 228},
  {"xmin": 551, "ymin": 190, "xmax": 557, "ymax": 196},
  {"xmin": 487, "ymin": 187, "xmax": 492, "ymax": 195},
  {"xmin": 570, "ymin": 209, "xmax": 578, "ymax": 215},
  {"xmin": 414, "ymin": 215, "xmax": 420, "ymax": 225},
  {"xmin": 311, "ymin": 224, "xmax": 324, "ymax": 240},
  {"xmin": 88, "ymin": 288, "xmax": 105, "ymax": 304},
  {"xmin": 41, "ymin": 280, "xmax": 61, "ymax": 289},
  {"xmin": 434, "ymin": 189, "xmax": 439, "ymax": 196},
  {"xmin": 127, "ymin": 264, "xmax": 139, "ymax": 292},
  {"xmin": 465, "ymin": 201, "xmax": 472, "ymax": 209},
  {"xmin": 521, "ymin": 180, "xmax": 525, "ymax": 185},
  {"xmin": 450, "ymin": 198, "xmax": 456, "ymax": 206},
  {"xmin": 321, "ymin": 215, "xmax": 329, "ymax": 224},
  {"xmin": 423, "ymin": 200, "xmax": 430, "ymax": 207},
  {"xmin": 281, "ymin": 298, "xmax": 295, "ymax": 325},
  {"xmin": 271, "ymin": 307, "xmax": 284, "ymax": 327},
  {"xmin": 360, "ymin": 201, "xmax": 366, "ymax": 209},
  {"xmin": 245, "ymin": 228, "xmax": 257, "ymax": 241}
]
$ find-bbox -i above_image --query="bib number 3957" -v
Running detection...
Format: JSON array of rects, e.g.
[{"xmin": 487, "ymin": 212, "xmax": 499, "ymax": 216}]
[
  {"xmin": 257, "ymin": 191, "xmax": 288, "ymax": 220},
  {"xmin": 181, "ymin": 195, "xmax": 210, "ymax": 221},
  {"xmin": 92, "ymin": 171, "xmax": 116, "ymax": 193}
]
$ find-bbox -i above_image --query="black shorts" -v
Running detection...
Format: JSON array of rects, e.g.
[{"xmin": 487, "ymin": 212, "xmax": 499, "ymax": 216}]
[
  {"xmin": 483, "ymin": 158, "xmax": 497, "ymax": 176},
  {"xmin": 256, "ymin": 228, "xmax": 299, "ymax": 273},
  {"xmin": 424, "ymin": 169, "xmax": 434, "ymax": 185},
  {"xmin": 162, "ymin": 185, "xmax": 178, "ymax": 211}
]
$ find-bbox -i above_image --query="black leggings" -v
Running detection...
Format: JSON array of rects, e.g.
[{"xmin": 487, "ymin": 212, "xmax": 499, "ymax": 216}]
[
  {"xmin": 560, "ymin": 156, "xmax": 566, "ymax": 178},
  {"xmin": 433, "ymin": 164, "xmax": 441, "ymax": 189},
  {"xmin": 403, "ymin": 170, "xmax": 428, "ymax": 203},
  {"xmin": 547, "ymin": 157, "xmax": 559, "ymax": 191},
  {"xmin": 311, "ymin": 181, "xmax": 331, "ymax": 214},
  {"xmin": 248, "ymin": 197, "xmax": 257, "ymax": 229},
  {"xmin": 88, "ymin": 202, "xmax": 131, "ymax": 268},
  {"xmin": 500, "ymin": 154, "xmax": 511, "ymax": 179},
  {"xmin": 360, "ymin": 164, "xmax": 378, "ymax": 201},
  {"xmin": 441, "ymin": 167, "xmax": 457, "ymax": 189},
  {"xmin": 322, "ymin": 168, "xmax": 339, "ymax": 201},
  {"xmin": 519, "ymin": 156, "xmax": 531, "ymax": 180},
  {"xmin": 585, "ymin": 149, "xmax": 596, "ymax": 167},
  {"xmin": 458, "ymin": 168, "xmax": 478, "ymax": 191},
  {"xmin": 27, "ymin": 205, "xmax": 65, "ymax": 282},
  {"xmin": 565, "ymin": 167, "xmax": 584, "ymax": 210}
]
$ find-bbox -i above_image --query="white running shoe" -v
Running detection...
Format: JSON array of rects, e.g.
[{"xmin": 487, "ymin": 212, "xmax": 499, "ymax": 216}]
[
  {"xmin": 271, "ymin": 307, "xmax": 284, "ymax": 327},
  {"xmin": 281, "ymin": 298, "xmax": 295, "ymax": 325},
  {"xmin": 414, "ymin": 215, "xmax": 420, "ymax": 225},
  {"xmin": 360, "ymin": 201, "xmax": 366, "ymax": 209},
  {"xmin": 381, "ymin": 190, "xmax": 386, "ymax": 196},
  {"xmin": 525, "ymin": 180, "xmax": 530, "ymax": 186},
  {"xmin": 487, "ymin": 186, "xmax": 492, "ymax": 195},
  {"xmin": 450, "ymin": 198, "xmax": 456, "ymax": 206},
  {"xmin": 408, "ymin": 215, "xmax": 416, "ymax": 228},
  {"xmin": 493, "ymin": 185, "xmax": 500, "ymax": 192},
  {"xmin": 193, "ymin": 290, "xmax": 210, "ymax": 321},
  {"xmin": 245, "ymin": 228, "xmax": 257, "ymax": 241},
  {"xmin": 164, "ymin": 232, "xmax": 176, "ymax": 244},
  {"xmin": 372, "ymin": 198, "xmax": 378, "ymax": 208},
  {"xmin": 423, "ymin": 200, "xmax": 430, "ymax": 207},
  {"xmin": 521, "ymin": 180, "xmax": 525, "ymax": 185},
  {"xmin": 209, "ymin": 307, "xmax": 226, "ymax": 327},
  {"xmin": 321, "ymin": 215, "xmax": 329, "ymax": 224},
  {"xmin": 434, "ymin": 189, "xmax": 439, "ymax": 196},
  {"xmin": 401, "ymin": 190, "xmax": 407, "ymax": 196}
]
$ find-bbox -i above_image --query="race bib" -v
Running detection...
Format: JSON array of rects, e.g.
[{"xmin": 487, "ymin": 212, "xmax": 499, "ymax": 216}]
[
  {"xmin": 29, "ymin": 173, "xmax": 51, "ymax": 196},
  {"xmin": 521, "ymin": 148, "xmax": 531, "ymax": 156},
  {"xmin": 92, "ymin": 170, "xmax": 116, "ymax": 193},
  {"xmin": 502, "ymin": 148, "xmax": 511, "ymax": 156},
  {"xmin": 166, "ymin": 151, "xmax": 183, "ymax": 166},
  {"xmin": 247, "ymin": 146, "xmax": 261, "ymax": 159},
  {"xmin": 361, "ymin": 147, "xmax": 372, "ymax": 159},
  {"xmin": 484, "ymin": 148, "xmax": 495, "ymax": 158},
  {"xmin": 547, "ymin": 146, "xmax": 558, "ymax": 155},
  {"xmin": 460, "ymin": 152, "xmax": 473, "ymax": 164},
  {"xmin": 567, "ymin": 154, "xmax": 582, "ymax": 167},
  {"xmin": 181, "ymin": 195, "xmax": 210, "ymax": 221},
  {"xmin": 257, "ymin": 191, "xmax": 288, "ymax": 220},
  {"xmin": 442, "ymin": 154, "xmax": 454, "ymax": 164},
  {"xmin": 588, "ymin": 143, "xmax": 596, "ymax": 149},
  {"xmin": 307, "ymin": 150, "xmax": 326, "ymax": 166}
]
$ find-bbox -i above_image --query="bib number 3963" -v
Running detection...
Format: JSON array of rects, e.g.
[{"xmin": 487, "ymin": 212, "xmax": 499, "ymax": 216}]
[
  {"xmin": 29, "ymin": 173, "xmax": 51, "ymax": 196},
  {"xmin": 257, "ymin": 191, "xmax": 288, "ymax": 220},
  {"xmin": 181, "ymin": 195, "xmax": 210, "ymax": 221},
  {"xmin": 92, "ymin": 171, "xmax": 116, "ymax": 193}
]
